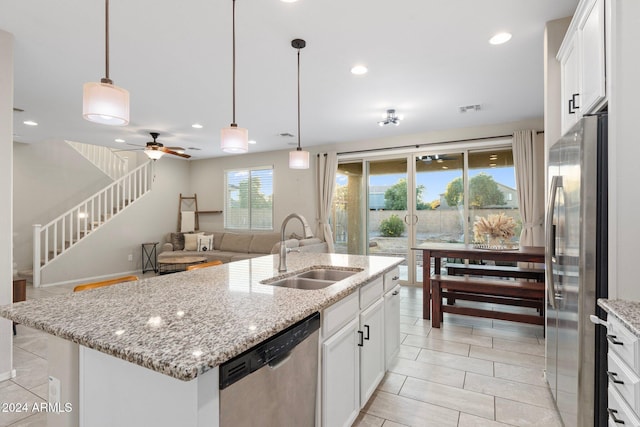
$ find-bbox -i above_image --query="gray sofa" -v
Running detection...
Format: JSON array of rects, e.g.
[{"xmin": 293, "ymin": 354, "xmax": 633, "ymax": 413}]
[{"xmin": 158, "ymin": 231, "xmax": 328, "ymax": 264}]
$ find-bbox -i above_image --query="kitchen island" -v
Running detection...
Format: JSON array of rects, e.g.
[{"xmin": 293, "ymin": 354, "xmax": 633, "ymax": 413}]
[{"xmin": 0, "ymin": 252, "xmax": 402, "ymax": 427}]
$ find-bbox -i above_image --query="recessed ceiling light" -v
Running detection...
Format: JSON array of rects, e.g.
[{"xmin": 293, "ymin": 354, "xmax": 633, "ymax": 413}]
[
  {"xmin": 115, "ymin": 138, "xmax": 125, "ymax": 143},
  {"xmin": 350, "ymin": 65, "xmax": 368, "ymax": 75},
  {"xmin": 192, "ymin": 123, "xmax": 203, "ymax": 129},
  {"xmin": 23, "ymin": 120, "xmax": 38, "ymax": 126},
  {"xmin": 442, "ymin": 166, "xmax": 449, "ymax": 170},
  {"xmin": 490, "ymin": 163, "xmax": 497, "ymax": 167},
  {"xmin": 489, "ymin": 32, "xmax": 512, "ymax": 45},
  {"xmin": 248, "ymin": 140, "xmax": 257, "ymax": 145}
]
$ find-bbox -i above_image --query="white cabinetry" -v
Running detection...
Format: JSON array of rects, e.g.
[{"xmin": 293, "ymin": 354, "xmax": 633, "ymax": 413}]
[
  {"xmin": 321, "ymin": 273, "xmax": 398, "ymax": 427},
  {"xmin": 384, "ymin": 267, "xmax": 401, "ymax": 370},
  {"xmin": 606, "ymin": 316, "xmax": 640, "ymax": 425},
  {"xmin": 558, "ymin": 0, "xmax": 607, "ymax": 134}
]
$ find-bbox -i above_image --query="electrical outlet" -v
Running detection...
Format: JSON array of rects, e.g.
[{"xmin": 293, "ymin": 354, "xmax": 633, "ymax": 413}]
[
  {"xmin": 128, "ymin": 254, "xmax": 133, "ymax": 261},
  {"xmin": 49, "ymin": 376, "xmax": 60, "ymax": 406}
]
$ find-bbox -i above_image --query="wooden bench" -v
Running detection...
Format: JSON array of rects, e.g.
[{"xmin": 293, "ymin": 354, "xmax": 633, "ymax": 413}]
[
  {"xmin": 430, "ymin": 274, "xmax": 545, "ymax": 328},
  {"xmin": 445, "ymin": 263, "xmax": 545, "ymax": 281}
]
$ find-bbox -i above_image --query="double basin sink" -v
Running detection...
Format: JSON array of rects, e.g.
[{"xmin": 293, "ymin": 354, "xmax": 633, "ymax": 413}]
[{"xmin": 261, "ymin": 267, "xmax": 362, "ymax": 290}]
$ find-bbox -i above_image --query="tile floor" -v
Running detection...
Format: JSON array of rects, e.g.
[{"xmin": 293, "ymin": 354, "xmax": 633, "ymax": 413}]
[{"xmin": 1, "ymin": 282, "xmax": 562, "ymax": 427}]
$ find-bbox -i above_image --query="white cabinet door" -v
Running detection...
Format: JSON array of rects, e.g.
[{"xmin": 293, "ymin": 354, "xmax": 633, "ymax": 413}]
[
  {"xmin": 560, "ymin": 32, "xmax": 581, "ymax": 135},
  {"xmin": 359, "ymin": 298, "xmax": 385, "ymax": 407},
  {"xmin": 579, "ymin": 0, "xmax": 606, "ymax": 113},
  {"xmin": 322, "ymin": 318, "xmax": 360, "ymax": 427},
  {"xmin": 384, "ymin": 285, "xmax": 401, "ymax": 370}
]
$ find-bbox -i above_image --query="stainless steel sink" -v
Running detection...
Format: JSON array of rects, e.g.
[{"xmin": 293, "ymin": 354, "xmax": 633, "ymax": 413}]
[
  {"xmin": 295, "ymin": 269, "xmax": 358, "ymax": 281},
  {"xmin": 261, "ymin": 267, "xmax": 362, "ymax": 290},
  {"xmin": 267, "ymin": 277, "xmax": 335, "ymax": 290}
]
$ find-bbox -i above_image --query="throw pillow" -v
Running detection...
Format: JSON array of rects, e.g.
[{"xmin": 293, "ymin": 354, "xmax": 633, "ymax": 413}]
[
  {"xmin": 197, "ymin": 234, "xmax": 214, "ymax": 252},
  {"xmin": 183, "ymin": 232, "xmax": 204, "ymax": 251},
  {"xmin": 170, "ymin": 232, "xmax": 185, "ymax": 251}
]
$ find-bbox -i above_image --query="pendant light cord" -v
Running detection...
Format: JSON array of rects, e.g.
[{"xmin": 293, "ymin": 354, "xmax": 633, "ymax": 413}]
[
  {"xmin": 297, "ymin": 46, "xmax": 301, "ymax": 151},
  {"xmin": 102, "ymin": 0, "xmax": 112, "ymax": 84},
  {"xmin": 231, "ymin": 0, "xmax": 237, "ymax": 125}
]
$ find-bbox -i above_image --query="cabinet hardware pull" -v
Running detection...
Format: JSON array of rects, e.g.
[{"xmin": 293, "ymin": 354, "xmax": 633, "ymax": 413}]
[
  {"xmin": 607, "ymin": 371, "xmax": 625, "ymax": 384},
  {"xmin": 358, "ymin": 330, "xmax": 364, "ymax": 347},
  {"xmin": 571, "ymin": 93, "xmax": 580, "ymax": 110},
  {"xmin": 607, "ymin": 334, "xmax": 624, "ymax": 346},
  {"xmin": 392, "ymin": 276, "xmax": 399, "ymax": 281},
  {"xmin": 568, "ymin": 99, "xmax": 575, "ymax": 114},
  {"xmin": 364, "ymin": 325, "xmax": 370, "ymax": 340},
  {"xmin": 392, "ymin": 290, "xmax": 399, "ymax": 296},
  {"xmin": 608, "ymin": 408, "xmax": 625, "ymax": 424}
]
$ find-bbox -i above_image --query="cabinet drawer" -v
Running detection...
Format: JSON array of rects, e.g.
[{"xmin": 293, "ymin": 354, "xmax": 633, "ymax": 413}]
[
  {"xmin": 383, "ymin": 267, "xmax": 400, "ymax": 292},
  {"xmin": 608, "ymin": 385, "xmax": 640, "ymax": 427},
  {"xmin": 609, "ymin": 317, "xmax": 640, "ymax": 371},
  {"xmin": 322, "ymin": 291, "xmax": 358, "ymax": 339},
  {"xmin": 360, "ymin": 276, "xmax": 383, "ymax": 309},
  {"xmin": 608, "ymin": 351, "xmax": 640, "ymax": 413}
]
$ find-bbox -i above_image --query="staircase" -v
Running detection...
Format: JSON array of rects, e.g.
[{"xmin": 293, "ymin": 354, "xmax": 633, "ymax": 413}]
[
  {"xmin": 31, "ymin": 161, "xmax": 153, "ymax": 287},
  {"xmin": 66, "ymin": 140, "xmax": 129, "ymax": 180}
]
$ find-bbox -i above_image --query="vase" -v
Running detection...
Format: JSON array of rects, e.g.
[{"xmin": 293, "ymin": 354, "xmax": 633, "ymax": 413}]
[{"xmin": 485, "ymin": 234, "xmax": 503, "ymax": 246}]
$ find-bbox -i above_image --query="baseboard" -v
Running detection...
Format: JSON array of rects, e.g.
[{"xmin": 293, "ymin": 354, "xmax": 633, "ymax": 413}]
[
  {"xmin": 39, "ymin": 270, "xmax": 141, "ymax": 288},
  {"xmin": 0, "ymin": 369, "xmax": 16, "ymax": 381}
]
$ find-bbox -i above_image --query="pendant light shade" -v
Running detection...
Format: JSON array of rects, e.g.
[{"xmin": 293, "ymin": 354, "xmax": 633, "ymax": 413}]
[
  {"xmin": 221, "ymin": 0, "xmax": 248, "ymax": 154},
  {"xmin": 83, "ymin": 0, "xmax": 129, "ymax": 126},
  {"xmin": 82, "ymin": 82, "xmax": 129, "ymax": 125},
  {"xmin": 289, "ymin": 38, "xmax": 309, "ymax": 170}
]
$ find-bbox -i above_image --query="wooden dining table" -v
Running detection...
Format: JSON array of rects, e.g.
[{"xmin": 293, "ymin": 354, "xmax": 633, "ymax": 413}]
[{"xmin": 412, "ymin": 243, "xmax": 545, "ymax": 320}]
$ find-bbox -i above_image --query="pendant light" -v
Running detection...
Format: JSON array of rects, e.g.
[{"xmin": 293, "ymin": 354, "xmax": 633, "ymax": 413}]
[
  {"xmin": 289, "ymin": 39, "xmax": 310, "ymax": 169},
  {"xmin": 220, "ymin": 0, "xmax": 248, "ymax": 154},
  {"xmin": 83, "ymin": 0, "xmax": 130, "ymax": 126}
]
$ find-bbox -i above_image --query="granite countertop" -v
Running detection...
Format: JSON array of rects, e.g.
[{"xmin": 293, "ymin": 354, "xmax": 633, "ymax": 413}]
[
  {"xmin": 598, "ymin": 299, "xmax": 640, "ymax": 337},
  {"xmin": 0, "ymin": 253, "xmax": 402, "ymax": 381}
]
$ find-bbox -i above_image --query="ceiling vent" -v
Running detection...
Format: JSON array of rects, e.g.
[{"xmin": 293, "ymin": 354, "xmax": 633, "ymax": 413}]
[{"xmin": 459, "ymin": 104, "xmax": 481, "ymax": 113}]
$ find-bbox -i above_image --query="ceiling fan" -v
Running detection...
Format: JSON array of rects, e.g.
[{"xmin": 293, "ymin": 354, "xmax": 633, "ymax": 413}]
[
  {"xmin": 128, "ymin": 132, "xmax": 191, "ymax": 160},
  {"xmin": 418, "ymin": 154, "xmax": 457, "ymax": 164}
]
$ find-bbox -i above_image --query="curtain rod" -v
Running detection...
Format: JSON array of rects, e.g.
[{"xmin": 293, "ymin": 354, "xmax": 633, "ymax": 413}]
[{"xmin": 336, "ymin": 131, "xmax": 544, "ymax": 156}]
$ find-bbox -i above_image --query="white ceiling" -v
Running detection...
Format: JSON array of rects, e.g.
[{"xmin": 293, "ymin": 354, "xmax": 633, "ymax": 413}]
[{"xmin": 2, "ymin": 0, "xmax": 578, "ymax": 159}]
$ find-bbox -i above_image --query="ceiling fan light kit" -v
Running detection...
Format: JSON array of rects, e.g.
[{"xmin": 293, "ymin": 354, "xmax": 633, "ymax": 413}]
[
  {"xmin": 144, "ymin": 148, "xmax": 165, "ymax": 160},
  {"xmin": 82, "ymin": 0, "xmax": 130, "ymax": 126},
  {"xmin": 289, "ymin": 38, "xmax": 309, "ymax": 170},
  {"xmin": 221, "ymin": 0, "xmax": 248, "ymax": 154},
  {"xmin": 378, "ymin": 109, "xmax": 400, "ymax": 126}
]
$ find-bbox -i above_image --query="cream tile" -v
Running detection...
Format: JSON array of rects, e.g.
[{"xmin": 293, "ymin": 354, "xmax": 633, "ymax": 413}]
[
  {"xmin": 429, "ymin": 328, "xmax": 493, "ymax": 348},
  {"xmin": 377, "ymin": 372, "xmax": 406, "ymax": 394},
  {"xmin": 0, "ymin": 382, "xmax": 45, "ymax": 427},
  {"xmin": 443, "ymin": 313, "xmax": 493, "ymax": 329},
  {"xmin": 464, "ymin": 372, "xmax": 555, "ymax": 409},
  {"xmin": 13, "ymin": 335, "xmax": 47, "ymax": 360},
  {"xmin": 352, "ymin": 412, "xmax": 385, "ymax": 427},
  {"xmin": 468, "ymin": 346, "xmax": 545, "ymax": 369},
  {"xmin": 397, "ymin": 345, "xmax": 420, "ymax": 361},
  {"xmin": 416, "ymin": 349, "xmax": 494, "ymax": 376},
  {"xmin": 495, "ymin": 397, "xmax": 563, "ymax": 426},
  {"xmin": 472, "ymin": 326, "xmax": 541, "ymax": 344},
  {"xmin": 7, "ymin": 412, "xmax": 47, "ymax": 427},
  {"xmin": 362, "ymin": 390, "xmax": 459, "ymax": 427},
  {"xmin": 402, "ymin": 334, "xmax": 470, "ymax": 356},
  {"xmin": 400, "ymin": 377, "xmax": 494, "ymax": 419},
  {"xmin": 11, "ymin": 356, "xmax": 48, "ymax": 391},
  {"xmin": 400, "ymin": 315, "xmax": 418, "ymax": 325},
  {"xmin": 388, "ymin": 357, "xmax": 466, "ymax": 388},
  {"xmin": 458, "ymin": 413, "xmax": 513, "ymax": 427},
  {"xmin": 400, "ymin": 323, "xmax": 431, "ymax": 337},
  {"xmin": 492, "ymin": 338, "xmax": 544, "ymax": 357},
  {"xmin": 29, "ymin": 384, "xmax": 48, "ymax": 401},
  {"xmin": 493, "ymin": 362, "xmax": 547, "ymax": 387},
  {"xmin": 490, "ymin": 320, "xmax": 544, "ymax": 338},
  {"xmin": 382, "ymin": 421, "xmax": 409, "ymax": 427},
  {"xmin": 11, "ymin": 348, "xmax": 40, "ymax": 367}
]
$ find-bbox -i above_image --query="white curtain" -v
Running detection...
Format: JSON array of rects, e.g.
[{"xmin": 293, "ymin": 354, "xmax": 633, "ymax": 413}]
[
  {"xmin": 512, "ymin": 130, "xmax": 545, "ymax": 246},
  {"xmin": 316, "ymin": 152, "xmax": 338, "ymax": 253}
]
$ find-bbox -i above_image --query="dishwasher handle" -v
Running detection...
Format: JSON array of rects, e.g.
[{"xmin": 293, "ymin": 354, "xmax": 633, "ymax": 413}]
[{"xmin": 269, "ymin": 352, "xmax": 293, "ymax": 370}]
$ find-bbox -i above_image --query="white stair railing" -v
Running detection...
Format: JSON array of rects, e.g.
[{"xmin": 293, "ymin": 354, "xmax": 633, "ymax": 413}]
[
  {"xmin": 32, "ymin": 161, "xmax": 152, "ymax": 287},
  {"xmin": 66, "ymin": 140, "xmax": 129, "ymax": 181}
]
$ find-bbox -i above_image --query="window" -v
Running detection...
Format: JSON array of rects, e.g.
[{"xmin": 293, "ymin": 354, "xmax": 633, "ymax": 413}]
[{"xmin": 225, "ymin": 166, "xmax": 273, "ymax": 230}]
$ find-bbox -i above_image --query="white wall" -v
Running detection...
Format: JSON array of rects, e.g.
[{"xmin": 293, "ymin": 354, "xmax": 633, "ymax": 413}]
[
  {"xmin": 608, "ymin": 0, "xmax": 640, "ymax": 300},
  {"xmin": 13, "ymin": 140, "xmax": 113, "ymax": 272},
  {"xmin": 189, "ymin": 148, "xmax": 317, "ymax": 237},
  {"xmin": 0, "ymin": 29, "xmax": 14, "ymax": 380},
  {"xmin": 41, "ymin": 158, "xmax": 190, "ymax": 285}
]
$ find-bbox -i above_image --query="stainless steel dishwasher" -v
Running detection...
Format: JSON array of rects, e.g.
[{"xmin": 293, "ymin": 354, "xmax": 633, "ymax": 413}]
[{"xmin": 219, "ymin": 312, "xmax": 320, "ymax": 427}]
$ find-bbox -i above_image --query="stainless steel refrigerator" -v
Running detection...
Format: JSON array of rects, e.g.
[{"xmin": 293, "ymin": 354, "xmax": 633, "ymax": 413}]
[{"xmin": 545, "ymin": 114, "xmax": 608, "ymax": 427}]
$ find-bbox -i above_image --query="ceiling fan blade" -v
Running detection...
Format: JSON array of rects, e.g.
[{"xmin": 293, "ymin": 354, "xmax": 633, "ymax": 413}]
[
  {"xmin": 159, "ymin": 147, "xmax": 191, "ymax": 158},
  {"xmin": 126, "ymin": 142, "xmax": 145, "ymax": 147}
]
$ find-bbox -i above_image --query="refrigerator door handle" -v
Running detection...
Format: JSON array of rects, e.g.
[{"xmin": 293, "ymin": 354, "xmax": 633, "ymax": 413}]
[{"xmin": 545, "ymin": 176, "xmax": 563, "ymax": 309}]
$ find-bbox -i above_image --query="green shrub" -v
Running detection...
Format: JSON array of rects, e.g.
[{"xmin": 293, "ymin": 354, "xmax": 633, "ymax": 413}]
[{"xmin": 379, "ymin": 215, "xmax": 405, "ymax": 237}]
